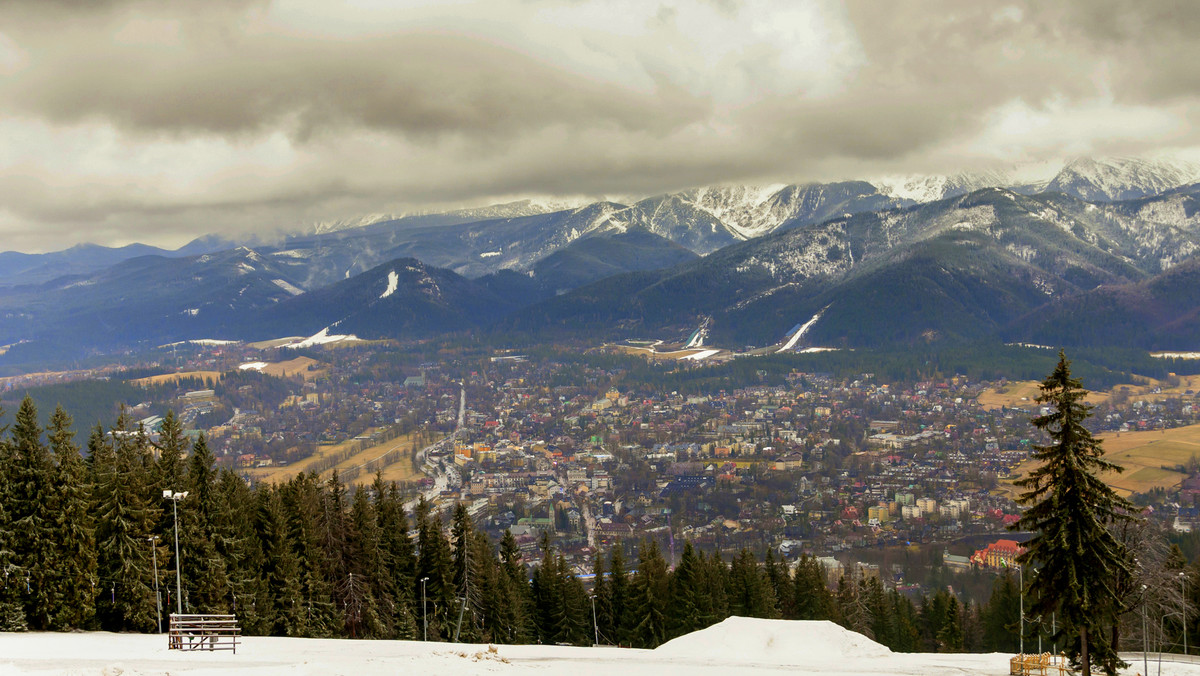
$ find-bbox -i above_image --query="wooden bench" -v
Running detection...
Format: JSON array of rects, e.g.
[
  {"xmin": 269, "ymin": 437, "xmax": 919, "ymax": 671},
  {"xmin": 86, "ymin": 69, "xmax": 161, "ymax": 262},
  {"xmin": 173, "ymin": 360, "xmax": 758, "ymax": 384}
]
[
  {"xmin": 1009, "ymin": 652, "xmax": 1071, "ymax": 676},
  {"xmin": 168, "ymin": 614, "xmax": 241, "ymax": 653}
]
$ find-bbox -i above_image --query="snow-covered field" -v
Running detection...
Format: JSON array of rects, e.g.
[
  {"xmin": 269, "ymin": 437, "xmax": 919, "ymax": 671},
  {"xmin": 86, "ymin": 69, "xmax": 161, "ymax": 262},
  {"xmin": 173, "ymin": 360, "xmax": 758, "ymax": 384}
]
[{"xmin": 4, "ymin": 618, "xmax": 1198, "ymax": 676}]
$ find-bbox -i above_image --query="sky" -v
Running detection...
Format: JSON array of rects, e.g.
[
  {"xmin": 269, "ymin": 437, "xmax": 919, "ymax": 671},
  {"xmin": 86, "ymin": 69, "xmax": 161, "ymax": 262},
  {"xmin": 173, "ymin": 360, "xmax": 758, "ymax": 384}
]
[{"xmin": 2, "ymin": 0, "xmax": 1199, "ymax": 253}]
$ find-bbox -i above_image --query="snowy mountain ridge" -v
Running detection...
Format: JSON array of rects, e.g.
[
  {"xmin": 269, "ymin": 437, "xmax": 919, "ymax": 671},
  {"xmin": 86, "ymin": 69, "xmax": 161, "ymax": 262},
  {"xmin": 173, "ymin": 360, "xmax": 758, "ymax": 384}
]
[{"xmin": 1043, "ymin": 156, "xmax": 1200, "ymax": 202}]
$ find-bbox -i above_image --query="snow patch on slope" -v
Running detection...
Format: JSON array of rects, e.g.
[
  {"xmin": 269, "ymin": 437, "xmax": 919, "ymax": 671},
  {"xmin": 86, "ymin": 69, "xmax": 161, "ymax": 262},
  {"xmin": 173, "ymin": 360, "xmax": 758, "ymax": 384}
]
[
  {"xmin": 284, "ymin": 328, "xmax": 362, "ymax": 349},
  {"xmin": 272, "ymin": 279, "xmax": 304, "ymax": 296},
  {"xmin": 380, "ymin": 270, "xmax": 399, "ymax": 299}
]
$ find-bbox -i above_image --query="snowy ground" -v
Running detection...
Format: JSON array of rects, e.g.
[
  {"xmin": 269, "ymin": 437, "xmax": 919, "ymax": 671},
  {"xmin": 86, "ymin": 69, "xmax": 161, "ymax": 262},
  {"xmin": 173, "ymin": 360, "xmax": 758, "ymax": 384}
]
[{"xmin": 2, "ymin": 617, "xmax": 1199, "ymax": 676}]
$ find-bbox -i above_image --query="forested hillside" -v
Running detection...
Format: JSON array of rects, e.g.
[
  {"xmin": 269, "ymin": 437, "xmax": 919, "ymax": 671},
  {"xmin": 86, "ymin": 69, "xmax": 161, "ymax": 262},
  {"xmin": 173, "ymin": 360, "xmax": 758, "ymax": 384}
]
[{"xmin": 0, "ymin": 396, "xmax": 1190, "ymax": 655}]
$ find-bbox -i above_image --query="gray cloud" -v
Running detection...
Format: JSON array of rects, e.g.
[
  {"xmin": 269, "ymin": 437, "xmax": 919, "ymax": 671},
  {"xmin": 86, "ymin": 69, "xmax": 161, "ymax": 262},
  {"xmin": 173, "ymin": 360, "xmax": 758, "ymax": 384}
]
[{"xmin": 0, "ymin": 0, "xmax": 1198, "ymax": 252}]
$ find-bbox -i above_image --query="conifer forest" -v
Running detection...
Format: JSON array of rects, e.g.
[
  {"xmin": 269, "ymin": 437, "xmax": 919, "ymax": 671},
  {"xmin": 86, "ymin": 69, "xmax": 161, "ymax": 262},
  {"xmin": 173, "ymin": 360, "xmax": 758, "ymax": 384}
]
[{"xmin": 0, "ymin": 395, "xmax": 1194, "ymax": 658}]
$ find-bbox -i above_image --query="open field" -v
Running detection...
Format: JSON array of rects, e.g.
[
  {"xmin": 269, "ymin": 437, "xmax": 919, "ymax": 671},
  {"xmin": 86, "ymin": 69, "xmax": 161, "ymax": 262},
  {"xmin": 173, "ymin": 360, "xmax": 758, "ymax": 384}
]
[
  {"xmin": 977, "ymin": 381, "xmax": 1043, "ymax": 409},
  {"xmin": 977, "ymin": 380, "xmax": 1114, "ymax": 410},
  {"xmin": 246, "ymin": 429, "xmax": 427, "ymax": 485},
  {"xmin": 131, "ymin": 370, "xmax": 222, "ymax": 387},
  {"xmin": 258, "ymin": 356, "xmax": 324, "ymax": 380},
  {"xmin": 999, "ymin": 422, "xmax": 1200, "ymax": 498}
]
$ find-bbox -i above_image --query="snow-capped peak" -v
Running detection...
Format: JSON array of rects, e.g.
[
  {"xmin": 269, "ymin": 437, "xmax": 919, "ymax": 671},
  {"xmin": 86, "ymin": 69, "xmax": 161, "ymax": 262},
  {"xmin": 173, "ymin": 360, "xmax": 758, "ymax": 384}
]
[
  {"xmin": 672, "ymin": 184, "xmax": 793, "ymax": 239},
  {"xmin": 1044, "ymin": 156, "xmax": 1200, "ymax": 202},
  {"xmin": 870, "ymin": 170, "xmax": 1011, "ymax": 203}
]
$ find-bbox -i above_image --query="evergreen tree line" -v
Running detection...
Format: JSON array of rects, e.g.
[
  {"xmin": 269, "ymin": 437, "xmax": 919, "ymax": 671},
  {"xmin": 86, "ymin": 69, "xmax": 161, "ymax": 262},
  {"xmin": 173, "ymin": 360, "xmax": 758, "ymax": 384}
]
[{"xmin": 0, "ymin": 397, "xmax": 1079, "ymax": 651}]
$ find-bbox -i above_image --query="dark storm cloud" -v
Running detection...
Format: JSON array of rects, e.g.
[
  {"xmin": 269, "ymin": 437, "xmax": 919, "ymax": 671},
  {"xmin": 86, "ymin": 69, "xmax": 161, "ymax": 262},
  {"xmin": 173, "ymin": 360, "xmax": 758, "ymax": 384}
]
[
  {"xmin": 0, "ymin": 0, "xmax": 1197, "ymax": 252},
  {"xmin": 5, "ymin": 32, "xmax": 708, "ymax": 139}
]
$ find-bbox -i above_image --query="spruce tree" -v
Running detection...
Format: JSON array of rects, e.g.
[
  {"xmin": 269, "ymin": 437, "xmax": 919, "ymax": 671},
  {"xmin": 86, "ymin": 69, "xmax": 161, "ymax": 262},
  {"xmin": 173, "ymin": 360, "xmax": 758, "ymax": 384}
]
[
  {"xmin": 253, "ymin": 484, "xmax": 305, "ymax": 636},
  {"xmin": 608, "ymin": 546, "xmax": 631, "ymax": 646},
  {"xmin": 982, "ymin": 571, "xmax": 1020, "ymax": 652},
  {"xmin": 346, "ymin": 487, "xmax": 386, "ymax": 638},
  {"xmin": 46, "ymin": 406, "xmax": 97, "ymax": 630},
  {"xmin": 9, "ymin": 397, "xmax": 55, "ymax": 629},
  {"xmin": 794, "ymin": 555, "xmax": 835, "ymax": 621},
  {"xmin": 498, "ymin": 528, "xmax": 532, "ymax": 643},
  {"xmin": 0, "ymin": 408, "xmax": 27, "ymax": 631},
  {"xmin": 1011, "ymin": 352, "xmax": 1137, "ymax": 676},
  {"xmin": 937, "ymin": 593, "xmax": 964, "ymax": 652},
  {"xmin": 181, "ymin": 434, "xmax": 231, "ymax": 613},
  {"xmin": 667, "ymin": 541, "xmax": 701, "ymax": 637},
  {"xmin": 629, "ymin": 540, "xmax": 670, "ymax": 648},
  {"xmin": 530, "ymin": 533, "xmax": 562, "ymax": 644},
  {"xmin": 377, "ymin": 481, "xmax": 417, "ymax": 639},
  {"xmin": 282, "ymin": 473, "xmax": 340, "ymax": 637},
  {"xmin": 415, "ymin": 500, "xmax": 453, "ymax": 640},
  {"xmin": 93, "ymin": 418, "xmax": 157, "ymax": 632},
  {"xmin": 694, "ymin": 550, "xmax": 729, "ymax": 629}
]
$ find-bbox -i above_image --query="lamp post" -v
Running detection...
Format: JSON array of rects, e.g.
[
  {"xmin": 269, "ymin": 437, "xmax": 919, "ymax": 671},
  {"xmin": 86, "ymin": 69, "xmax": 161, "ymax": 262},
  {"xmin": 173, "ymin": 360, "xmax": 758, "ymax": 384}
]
[
  {"xmin": 1143, "ymin": 584, "xmax": 1150, "ymax": 676},
  {"xmin": 148, "ymin": 536, "xmax": 162, "ymax": 632},
  {"xmin": 163, "ymin": 490, "xmax": 189, "ymax": 616},
  {"xmin": 590, "ymin": 593, "xmax": 599, "ymax": 646},
  {"xmin": 1019, "ymin": 565, "xmax": 1024, "ymax": 657},
  {"xmin": 421, "ymin": 577, "xmax": 429, "ymax": 642},
  {"xmin": 1182, "ymin": 572, "xmax": 1189, "ymax": 657}
]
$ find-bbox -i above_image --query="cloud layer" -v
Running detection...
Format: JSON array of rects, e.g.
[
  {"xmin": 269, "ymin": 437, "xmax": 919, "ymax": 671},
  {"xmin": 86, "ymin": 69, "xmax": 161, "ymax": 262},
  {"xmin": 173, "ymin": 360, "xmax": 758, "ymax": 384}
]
[{"xmin": 1, "ymin": 0, "xmax": 1198, "ymax": 251}]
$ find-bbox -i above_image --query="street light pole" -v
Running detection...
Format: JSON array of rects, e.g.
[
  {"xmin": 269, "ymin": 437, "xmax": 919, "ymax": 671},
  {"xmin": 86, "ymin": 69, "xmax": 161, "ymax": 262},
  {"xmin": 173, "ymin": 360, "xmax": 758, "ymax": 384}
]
[
  {"xmin": 1182, "ymin": 572, "xmax": 1189, "ymax": 657},
  {"xmin": 1143, "ymin": 584, "xmax": 1150, "ymax": 676},
  {"xmin": 163, "ymin": 490, "xmax": 189, "ymax": 616},
  {"xmin": 421, "ymin": 577, "xmax": 429, "ymax": 642},
  {"xmin": 590, "ymin": 593, "xmax": 599, "ymax": 646},
  {"xmin": 148, "ymin": 536, "xmax": 161, "ymax": 632},
  {"xmin": 1019, "ymin": 565, "xmax": 1024, "ymax": 657}
]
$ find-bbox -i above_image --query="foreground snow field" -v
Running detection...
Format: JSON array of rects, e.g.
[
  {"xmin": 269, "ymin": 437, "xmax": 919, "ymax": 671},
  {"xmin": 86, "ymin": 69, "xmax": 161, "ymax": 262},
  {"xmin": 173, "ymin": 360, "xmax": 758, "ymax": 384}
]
[{"xmin": 2, "ymin": 617, "xmax": 1199, "ymax": 676}]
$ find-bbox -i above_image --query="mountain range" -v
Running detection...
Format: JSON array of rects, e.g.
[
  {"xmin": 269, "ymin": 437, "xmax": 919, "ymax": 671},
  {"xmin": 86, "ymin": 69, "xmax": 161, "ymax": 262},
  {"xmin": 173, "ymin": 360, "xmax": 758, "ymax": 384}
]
[{"xmin": 3, "ymin": 156, "xmax": 1200, "ymax": 367}]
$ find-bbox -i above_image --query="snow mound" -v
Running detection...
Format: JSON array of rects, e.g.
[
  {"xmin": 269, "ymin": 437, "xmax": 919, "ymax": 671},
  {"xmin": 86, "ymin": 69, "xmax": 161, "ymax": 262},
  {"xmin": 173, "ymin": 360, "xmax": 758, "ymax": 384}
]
[{"xmin": 655, "ymin": 617, "xmax": 890, "ymax": 663}]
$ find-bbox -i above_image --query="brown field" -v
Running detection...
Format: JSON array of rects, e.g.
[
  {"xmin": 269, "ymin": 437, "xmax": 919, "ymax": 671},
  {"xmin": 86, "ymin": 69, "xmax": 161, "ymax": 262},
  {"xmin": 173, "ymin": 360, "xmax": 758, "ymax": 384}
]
[
  {"xmin": 978, "ymin": 380, "xmax": 1115, "ymax": 410},
  {"xmin": 132, "ymin": 370, "xmax": 223, "ymax": 387},
  {"xmin": 999, "ymin": 422, "xmax": 1200, "ymax": 499},
  {"xmin": 247, "ymin": 430, "xmax": 428, "ymax": 485},
  {"xmin": 258, "ymin": 356, "xmax": 324, "ymax": 380},
  {"xmin": 977, "ymin": 381, "xmax": 1043, "ymax": 410}
]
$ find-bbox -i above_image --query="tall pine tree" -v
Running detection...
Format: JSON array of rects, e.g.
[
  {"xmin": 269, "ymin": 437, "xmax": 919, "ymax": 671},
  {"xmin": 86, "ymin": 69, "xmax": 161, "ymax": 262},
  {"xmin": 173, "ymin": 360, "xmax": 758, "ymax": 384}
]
[
  {"xmin": 1011, "ymin": 352, "xmax": 1137, "ymax": 676},
  {"xmin": 46, "ymin": 406, "xmax": 97, "ymax": 630}
]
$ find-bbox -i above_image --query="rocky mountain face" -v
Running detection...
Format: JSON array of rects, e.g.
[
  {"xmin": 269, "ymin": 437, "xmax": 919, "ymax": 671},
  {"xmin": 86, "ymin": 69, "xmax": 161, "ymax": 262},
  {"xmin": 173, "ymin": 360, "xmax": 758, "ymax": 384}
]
[
  {"xmin": 508, "ymin": 187, "xmax": 1200, "ymax": 349},
  {"xmin": 6, "ymin": 157, "xmax": 1200, "ymax": 365},
  {"xmin": 1042, "ymin": 157, "xmax": 1200, "ymax": 203}
]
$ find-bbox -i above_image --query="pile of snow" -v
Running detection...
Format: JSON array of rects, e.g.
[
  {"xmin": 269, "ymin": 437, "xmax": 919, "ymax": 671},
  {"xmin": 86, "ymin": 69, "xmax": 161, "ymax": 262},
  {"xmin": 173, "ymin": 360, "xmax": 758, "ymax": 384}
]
[
  {"xmin": 655, "ymin": 618, "xmax": 890, "ymax": 663},
  {"xmin": 680, "ymin": 349, "xmax": 720, "ymax": 361},
  {"xmin": 238, "ymin": 362, "xmax": 268, "ymax": 371}
]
